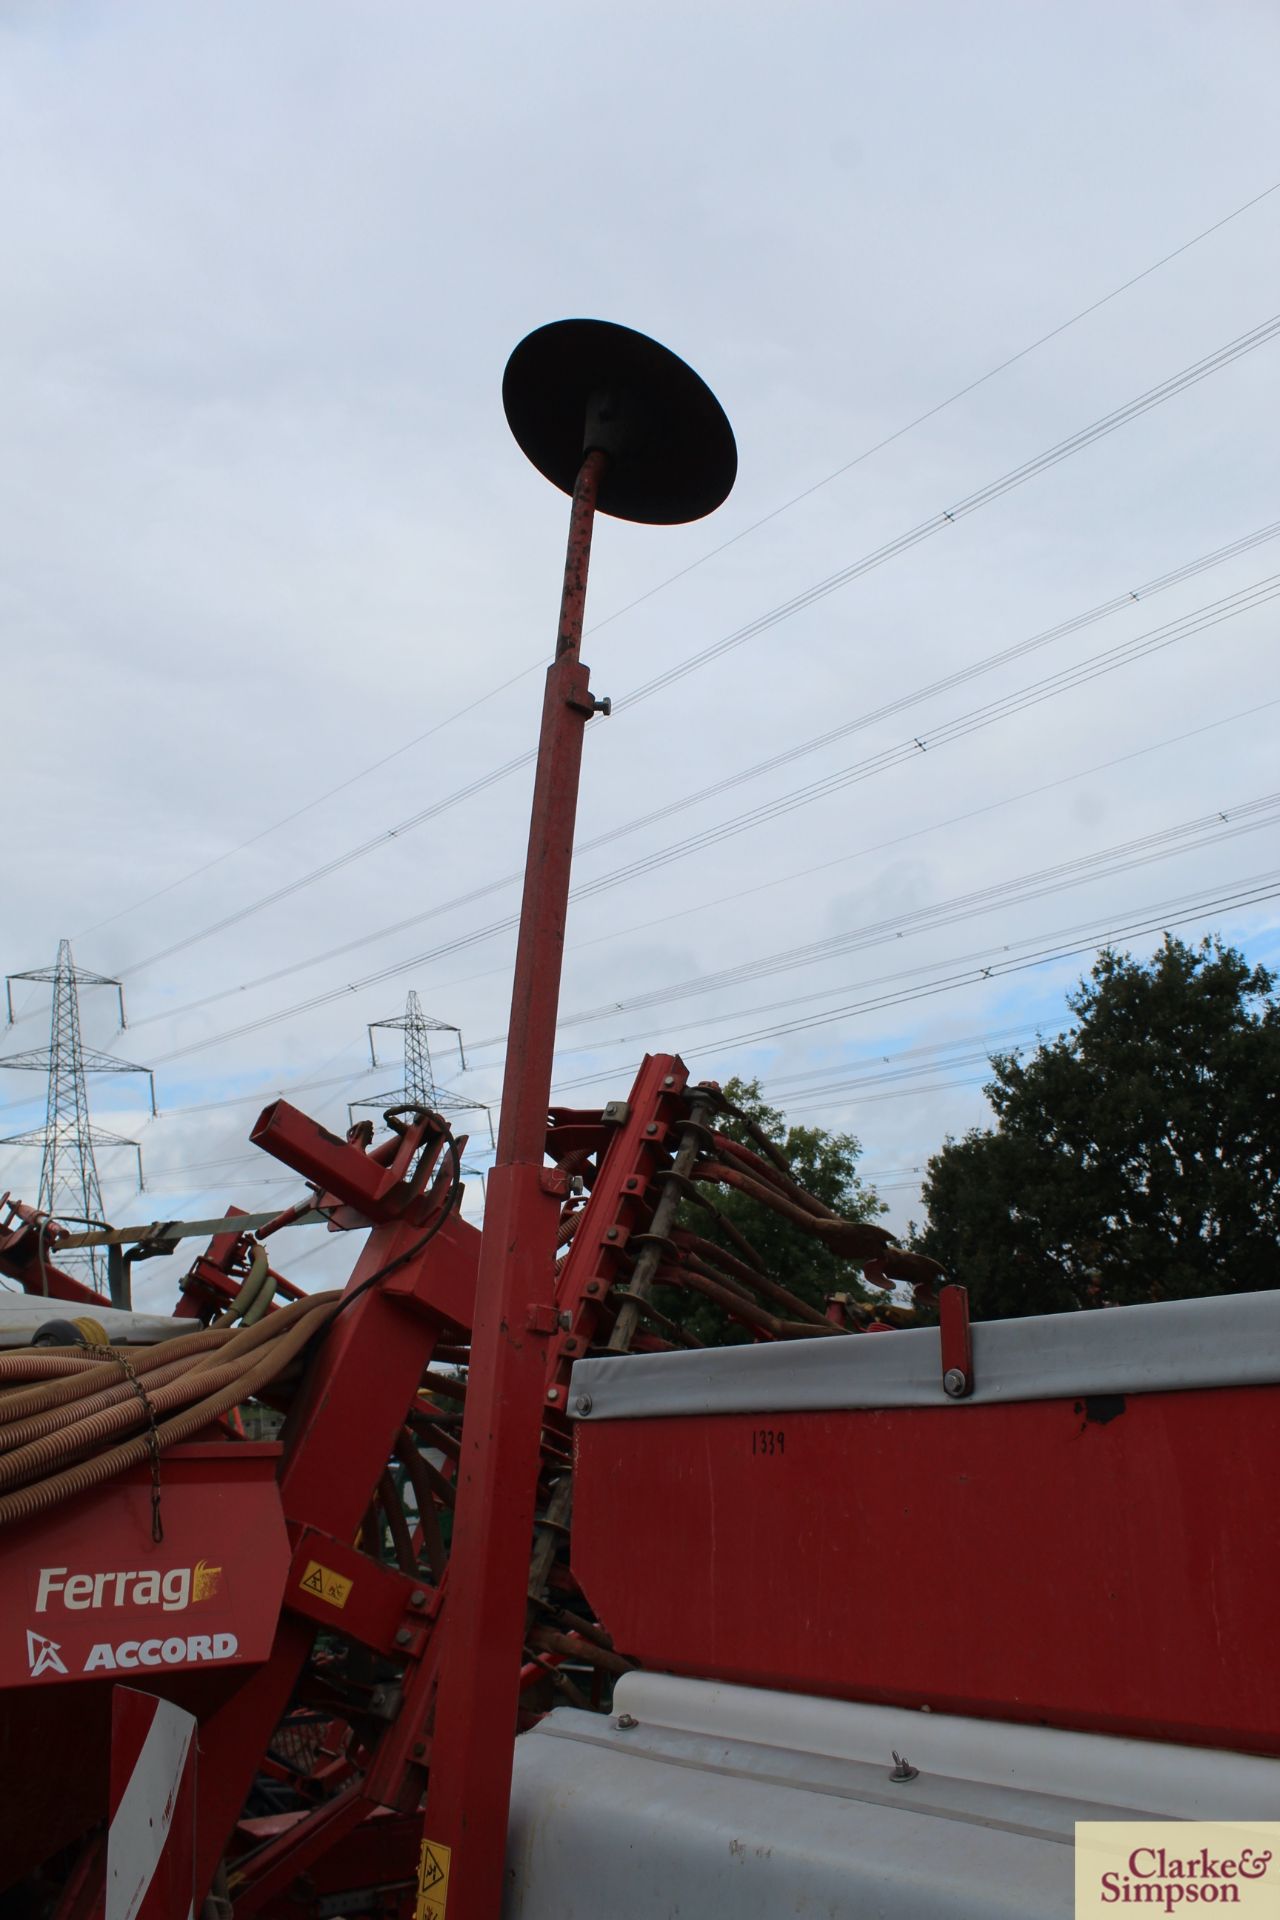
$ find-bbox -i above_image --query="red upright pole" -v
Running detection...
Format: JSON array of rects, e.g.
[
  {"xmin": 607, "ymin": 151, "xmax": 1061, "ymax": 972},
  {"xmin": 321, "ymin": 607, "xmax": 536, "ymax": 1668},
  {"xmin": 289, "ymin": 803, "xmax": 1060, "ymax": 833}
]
[{"xmin": 419, "ymin": 448, "xmax": 606, "ymax": 1920}]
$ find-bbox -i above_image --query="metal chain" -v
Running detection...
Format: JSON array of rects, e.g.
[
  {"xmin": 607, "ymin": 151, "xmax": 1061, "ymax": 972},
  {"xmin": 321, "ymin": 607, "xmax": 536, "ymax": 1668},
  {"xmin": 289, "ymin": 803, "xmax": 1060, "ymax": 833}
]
[{"xmin": 102, "ymin": 1346, "xmax": 164, "ymax": 1542}]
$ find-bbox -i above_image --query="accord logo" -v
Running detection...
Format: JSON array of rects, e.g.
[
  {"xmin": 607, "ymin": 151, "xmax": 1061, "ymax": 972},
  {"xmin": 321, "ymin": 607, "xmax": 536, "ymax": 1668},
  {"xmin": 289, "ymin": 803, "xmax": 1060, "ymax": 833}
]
[{"xmin": 26, "ymin": 1629, "xmax": 67, "ymax": 1677}]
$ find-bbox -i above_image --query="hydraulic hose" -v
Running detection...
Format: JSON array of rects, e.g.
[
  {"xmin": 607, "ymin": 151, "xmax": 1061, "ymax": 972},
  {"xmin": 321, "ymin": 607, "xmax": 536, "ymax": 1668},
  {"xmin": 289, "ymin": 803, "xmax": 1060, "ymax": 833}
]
[{"xmin": 212, "ymin": 1241, "xmax": 274, "ymax": 1329}]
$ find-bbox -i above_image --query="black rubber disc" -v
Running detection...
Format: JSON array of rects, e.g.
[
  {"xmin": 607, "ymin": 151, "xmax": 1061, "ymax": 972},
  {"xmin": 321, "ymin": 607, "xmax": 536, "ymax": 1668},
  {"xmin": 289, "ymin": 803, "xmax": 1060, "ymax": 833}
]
[{"xmin": 502, "ymin": 318, "xmax": 737, "ymax": 525}]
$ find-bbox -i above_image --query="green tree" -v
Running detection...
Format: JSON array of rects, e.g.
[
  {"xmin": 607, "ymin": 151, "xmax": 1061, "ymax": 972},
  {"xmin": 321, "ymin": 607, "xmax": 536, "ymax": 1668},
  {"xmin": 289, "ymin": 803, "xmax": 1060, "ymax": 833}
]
[
  {"xmin": 916, "ymin": 937, "xmax": 1280, "ymax": 1317},
  {"xmin": 653, "ymin": 1075, "xmax": 884, "ymax": 1345}
]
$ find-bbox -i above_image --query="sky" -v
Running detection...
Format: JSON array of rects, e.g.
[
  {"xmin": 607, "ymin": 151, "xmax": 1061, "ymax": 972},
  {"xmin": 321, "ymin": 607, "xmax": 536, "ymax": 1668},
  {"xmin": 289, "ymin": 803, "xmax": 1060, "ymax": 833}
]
[{"xmin": 1, "ymin": 1, "xmax": 1278, "ymax": 1306}]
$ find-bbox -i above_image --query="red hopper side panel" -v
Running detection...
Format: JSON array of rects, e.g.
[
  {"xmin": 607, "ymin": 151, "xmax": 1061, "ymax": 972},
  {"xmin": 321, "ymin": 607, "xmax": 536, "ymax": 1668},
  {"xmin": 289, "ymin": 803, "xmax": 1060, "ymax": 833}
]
[
  {"xmin": 569, "ymin": 1292, "xmax": 1280, "ymax": 1755},
  {"xmin": 0, "ymin": 1441, "xmax": 288, "ymax": 1887}
]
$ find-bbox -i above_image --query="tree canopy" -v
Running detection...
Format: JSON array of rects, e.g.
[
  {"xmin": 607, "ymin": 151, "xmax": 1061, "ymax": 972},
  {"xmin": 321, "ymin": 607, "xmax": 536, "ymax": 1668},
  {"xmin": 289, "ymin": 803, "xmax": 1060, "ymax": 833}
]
[
  {"xmin": 916, "ymin": 936, "xmax": 1280, "ymax": 1317},
  {"xmin": 653, "ymin": 1076, "xmax": 884, "ymax": 1345}
]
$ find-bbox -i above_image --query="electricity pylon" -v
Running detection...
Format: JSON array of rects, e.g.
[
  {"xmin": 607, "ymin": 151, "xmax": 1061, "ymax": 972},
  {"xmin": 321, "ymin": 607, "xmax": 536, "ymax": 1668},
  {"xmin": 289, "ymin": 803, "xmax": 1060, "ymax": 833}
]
[
  {"xmin": 349, "ymin": 991, "xmax": 494, "ymax": 1145},
  {"xmin": 1, "ymin": 940, "xmax": 156, "ymax": 1289}
]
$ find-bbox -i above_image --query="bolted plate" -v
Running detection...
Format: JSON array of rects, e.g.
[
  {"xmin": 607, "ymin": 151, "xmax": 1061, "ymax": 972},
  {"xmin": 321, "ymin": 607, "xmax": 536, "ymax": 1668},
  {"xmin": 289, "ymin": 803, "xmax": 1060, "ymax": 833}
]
[{"xmin": 502, "ymin": 318, "xmax": 737, "ymax": 525}]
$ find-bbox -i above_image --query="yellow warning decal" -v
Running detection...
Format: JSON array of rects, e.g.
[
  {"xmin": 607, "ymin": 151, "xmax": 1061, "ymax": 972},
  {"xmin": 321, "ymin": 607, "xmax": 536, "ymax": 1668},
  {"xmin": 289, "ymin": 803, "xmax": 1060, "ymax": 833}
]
[
  {"xmin": 298, "ymin": 1559, "xmax": 353, "ymax": 1610},
  {"xmin": 415, "ymin": 1839, "xmax": 452, "ymax": 1920}
]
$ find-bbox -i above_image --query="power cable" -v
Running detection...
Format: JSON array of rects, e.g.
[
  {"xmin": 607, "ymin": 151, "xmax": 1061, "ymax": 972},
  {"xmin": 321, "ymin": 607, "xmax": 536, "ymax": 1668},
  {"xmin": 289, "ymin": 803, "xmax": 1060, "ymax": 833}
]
[
  {"xmin": 758, "ymin": 1020, "xmax": 1047, "ymax": 1097},
  {"xmin": 146, "ymin": 519, "xmax": 1280, "ymax": 1017},
  {"xmin": 17, "ymin": 688, "xmax": 1253, "ymax": 1126},
  {"xmin": 143, "ymin": 569, "xmax": 1280, "ymax": 1058},
  {"xmin": 540, "ymin": 871, "xmax": 1280, "ymax": 1096},
  {"xmin": 575, "ymin": 522, "xmax": 1280, "ymax": 857},
  {"xmin": 142, "ymin": 555, "xmax": 1280, "ymax": 1031},
  {"xmin": 75, "ymin": 176, "xmax": 1280, "ymax": 949},
  {"xmin": 495, "ymin": 840, "xmax": 1280, "ymax": 1079},
  {"xmin": 616, "ymin": 314, "xmax": 1280, "ymax": 712},
  {"xmin": 586, "ymin": 180, "xmax": 1280, "ymax": 639},
  {"xmin": 787, "ymin": 1071, "xmax": 995, "ymax": 1113},
  {"xmin": 508, "ymin": 694, "xmax": 1280, "ymax": 1005},
  {"xmin": 545, "ymin": 793, "xmax": 1280, "ymax": 1031},
  {"xmin": 779, "ymin": 1052, "xmax": 1026, "ymax": 1104},
  {"xmin": 117, "ymin": 310, "xmax": 1280, "ymax": 984},
  {"xmin": 553, "ymin": 577, "xmax": 1280, "ymax": 903}
]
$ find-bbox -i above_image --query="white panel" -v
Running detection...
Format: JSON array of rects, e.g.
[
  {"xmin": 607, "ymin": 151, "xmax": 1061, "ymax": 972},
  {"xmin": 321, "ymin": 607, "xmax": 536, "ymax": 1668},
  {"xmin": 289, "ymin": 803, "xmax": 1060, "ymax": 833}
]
[
  {"xmin": 612, "ymin": 1673, "xmax": 1280, "ymax": 1819},
  {"xmin": 0, "ymin": 1299, "xmax": 189, "ymax": 1348},
  {"xmin": 506, "ymin": 1677, "xmax": 1280, "ymax": 1920},
  {"xmin": 568, "ymin": 1288, "xmax": 1280, "ymax": 1421},
  {"xmin": 105, "ymin": 1695, "xmax": 196, "ymax": 1920}
]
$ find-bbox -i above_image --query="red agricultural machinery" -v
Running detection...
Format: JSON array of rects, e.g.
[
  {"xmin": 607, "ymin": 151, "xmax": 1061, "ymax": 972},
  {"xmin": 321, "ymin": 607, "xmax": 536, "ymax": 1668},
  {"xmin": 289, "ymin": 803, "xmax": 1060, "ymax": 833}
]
[{"xmin": 0, "ymin": 322, "xmax": 1276, "ymax": 1920}]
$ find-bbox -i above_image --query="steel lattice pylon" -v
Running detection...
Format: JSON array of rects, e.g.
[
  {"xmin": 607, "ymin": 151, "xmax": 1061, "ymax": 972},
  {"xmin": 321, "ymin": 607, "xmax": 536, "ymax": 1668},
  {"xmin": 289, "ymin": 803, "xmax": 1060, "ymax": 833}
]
[
  {"xmin": 349, "ymin": 991, "xmax": 494, "ymax": 1147},
  {"xmin": 0, "ymin": 940, "xmax": 156, "ymax": 1289}
]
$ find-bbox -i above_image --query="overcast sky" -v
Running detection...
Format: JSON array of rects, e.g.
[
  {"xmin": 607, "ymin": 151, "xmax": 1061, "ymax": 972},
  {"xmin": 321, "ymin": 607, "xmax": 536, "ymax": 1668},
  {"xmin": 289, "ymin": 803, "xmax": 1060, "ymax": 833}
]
[{"xmin": 2, "ymin": 2, "xmax": 1278, "ymax": 1304}]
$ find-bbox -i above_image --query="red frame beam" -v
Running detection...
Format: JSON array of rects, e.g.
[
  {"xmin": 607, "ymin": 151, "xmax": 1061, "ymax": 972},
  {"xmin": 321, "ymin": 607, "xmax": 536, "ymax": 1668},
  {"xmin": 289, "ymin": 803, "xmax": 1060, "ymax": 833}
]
[{"xmin": 421, "ymin": 449, "xmax": 607, "ymax": 1919}]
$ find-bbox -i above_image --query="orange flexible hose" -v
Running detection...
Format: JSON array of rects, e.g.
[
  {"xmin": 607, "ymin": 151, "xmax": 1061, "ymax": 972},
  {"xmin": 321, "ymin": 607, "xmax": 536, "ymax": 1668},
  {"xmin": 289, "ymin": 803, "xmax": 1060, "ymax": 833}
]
[
  {"xmin": 184, "ymin": 1289, "xmax": 339, "ymax": 1375},
  {"xmin": 0, "ymin": 1292, "xmax": 340, "ymax": 1530},
  {"xmin": 0, "ymin": 1326, "xmax": 234, "ymax": 1424},
  {"xmin": 0, "ymin": 1347, "xmax": 232, "ymax": 1454},
  {"xmin": 0, "ymin": 1302, "xmax": 334, "ymax": 1493},
  {"xmin": 0, "ymin": 1351, "xmax": 130, "ymax": 1383}
]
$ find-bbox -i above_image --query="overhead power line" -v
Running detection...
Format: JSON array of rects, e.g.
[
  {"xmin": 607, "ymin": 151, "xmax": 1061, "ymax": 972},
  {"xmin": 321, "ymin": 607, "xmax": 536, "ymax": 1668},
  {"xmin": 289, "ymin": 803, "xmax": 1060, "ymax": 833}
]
[
  {"xmin": 787, "ymin": 1071, "xmax": 994, "ymax": 1114},
  {"xmin": 479, "ymin": 833, "xmax": 1280, "ymax": 1083},
  {"xmin": 191, "ymin": 519, "xmax": 1278, "ymax": 1009},
  {"xmin": 585, "ymin": 180, "xmax": 1280, "ymax": 639},
  {"xmin": 545, "ymin": 577, "xmax": 1280, "ymax": 909},
  {"xmin": 38, "ymin": 694, "xmax": 1260, "ymax": 1157},
  {"xmin": 540, "ymin": 871, "xmax": 1280, "ymax": 1098},
  {"xmin": 543, "ymin": 792, "xmax": 1280, "ymax": 1032},
  {"xmin": 119, "ymin": 310, "xmax": 1280, "ymax": 983},
  {"xmin": 615, "ymin": 313, "xmax": 1280, "ymax": 712},
  {"xmin": 492, "ymin": 690, "xmax": 1280, "ymax": 1012},
  {"xmin": 574, "ymin": 521, "xmax": 1280, "ymax": 858},
  {"xmin": 70, "ymin": 694, "xmax": 1262, "ymax": 1139},
  {"xmin": 761, "ymin": 1021, "xmax": 1051, "ymax": 1099},
  {"xmin": 563, "ymin": 858, "xmax": 1280, "ymax": 1069},
  {"xmin": 142, "ymin": 565, "xmax": 1280, "ymax": 1058},
  {"xmin": 76, "ymin": 175, "xmax": 1280, "ymax": 950}
]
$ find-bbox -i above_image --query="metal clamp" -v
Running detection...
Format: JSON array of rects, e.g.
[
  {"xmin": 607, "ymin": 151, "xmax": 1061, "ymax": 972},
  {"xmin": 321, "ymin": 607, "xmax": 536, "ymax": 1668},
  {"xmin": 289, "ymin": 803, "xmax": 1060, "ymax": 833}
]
[{"xmin": 939, "ymin": 1282, "xmax": 974, "ymax": 1398}]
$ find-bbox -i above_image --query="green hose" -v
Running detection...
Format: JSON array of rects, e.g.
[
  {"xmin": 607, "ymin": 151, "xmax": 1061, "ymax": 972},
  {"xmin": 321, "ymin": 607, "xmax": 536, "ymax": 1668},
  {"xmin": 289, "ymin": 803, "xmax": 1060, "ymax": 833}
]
[{"xmin": 212, "ymin": 1241, "xmax": 273, "ymax": 1329}]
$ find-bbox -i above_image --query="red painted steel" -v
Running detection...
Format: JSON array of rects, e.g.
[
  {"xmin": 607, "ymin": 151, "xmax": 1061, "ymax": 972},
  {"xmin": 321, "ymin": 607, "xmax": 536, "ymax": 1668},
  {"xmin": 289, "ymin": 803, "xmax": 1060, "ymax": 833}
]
[
  {"xmin": 939, "ymin": 1281, "xmax": 974, "ymax": 1394},
  {"xmin": 0, "ymin": 1443, "xmax": 287, "ymax": 1691},
  {"xmin": 249, "ymin": 1101, "xmax": 448, "ymax": 1224},
  {"xmin": 176, "ymin": 1207, "xmax": 305, "ymax": 1321},
  {"xmin": 0, "ymin": 1196, "xmax": 109, "ymax": 1305},
  {"xmin": 254, "ymin": 1056, "xmax": 697, "ymax": 1915},
  {"xmin": 422, "ymin": 448, "xmax": 608, "ymax": 1920},
  {"xmin": 572, "ymin": 1386, "xmax": 1280, "ymax": 1754},
  {"xmin": 186, "ymin": 1194, "xmax": 480, "ymax": 1902}
]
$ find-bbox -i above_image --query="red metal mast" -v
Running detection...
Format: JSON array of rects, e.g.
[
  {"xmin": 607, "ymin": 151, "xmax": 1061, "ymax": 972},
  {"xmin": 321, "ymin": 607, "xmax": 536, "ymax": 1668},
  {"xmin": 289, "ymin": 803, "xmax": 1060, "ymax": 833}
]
[{"xmin": 420, "ymin": 318, "xmax": 735, "ymax": 1920}]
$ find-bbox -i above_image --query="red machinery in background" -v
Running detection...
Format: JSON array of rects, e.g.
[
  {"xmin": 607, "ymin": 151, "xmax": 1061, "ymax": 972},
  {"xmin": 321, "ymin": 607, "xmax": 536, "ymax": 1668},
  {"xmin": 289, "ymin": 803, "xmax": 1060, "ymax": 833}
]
[
  {"xmin": 0, "ymin": 321, "xmax": 1276, "ymax": 1920},
  {"xmin": 0, "ymin": 321, "xmax": 755, "ymax": 1917}
]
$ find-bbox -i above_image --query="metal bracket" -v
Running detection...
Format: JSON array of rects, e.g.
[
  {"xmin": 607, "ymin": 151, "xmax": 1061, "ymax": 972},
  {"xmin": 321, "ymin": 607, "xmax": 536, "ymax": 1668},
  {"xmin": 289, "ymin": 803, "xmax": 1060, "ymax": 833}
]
[
  {"xmin": 566, "ymin": 690, "xmax": 612, "ymax": 717},
  {"xmin": 940, "ymin": 1282, "xmax": 974, "ymax": 1398}
]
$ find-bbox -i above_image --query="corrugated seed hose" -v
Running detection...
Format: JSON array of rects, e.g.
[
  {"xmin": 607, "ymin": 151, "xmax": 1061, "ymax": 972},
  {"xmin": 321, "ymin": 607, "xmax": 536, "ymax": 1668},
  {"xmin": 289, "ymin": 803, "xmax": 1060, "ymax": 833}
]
[{"xmin": 0, "ymin": 1288, "xmax": 341, "ymax": 1531}]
